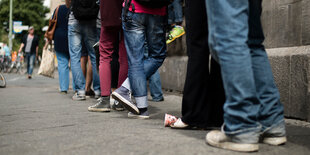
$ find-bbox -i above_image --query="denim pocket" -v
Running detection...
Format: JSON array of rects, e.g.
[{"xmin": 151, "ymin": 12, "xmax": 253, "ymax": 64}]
[{"xmin": 122, "ymin": 12, "xmax": 144, "ymax": 32}]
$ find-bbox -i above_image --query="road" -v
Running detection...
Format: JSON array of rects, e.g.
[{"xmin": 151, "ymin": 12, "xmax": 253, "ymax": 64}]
[{"xmin": 0, "ymin": 72, "xmax": 310, "ymax": 155}]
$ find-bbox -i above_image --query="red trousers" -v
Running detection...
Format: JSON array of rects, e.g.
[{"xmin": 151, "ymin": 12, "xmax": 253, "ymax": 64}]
[{"xmin": 99, "ymin": 26, "xmax": 128, "ymax": 96}]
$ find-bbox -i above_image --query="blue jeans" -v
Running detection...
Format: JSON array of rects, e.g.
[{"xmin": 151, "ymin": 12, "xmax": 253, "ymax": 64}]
[
  {"xmin": 68, "ymin": 22, "xmax": 100, "ymax": 94},
  {"xmin": 168, "ymin": 0, "xmax": 183, "ymax": 24},
  {"xmin": 149, "ymin": 70, "xmax": 164, "ymax": 101},
  {"xmin": 123, "ymin": 11, "xmax": 166, "ymax": 108},
  {"xmin": 25, "ymin": 53, "xmax": 35, "ymax": 75},
  {"xmin": 55, "ymin": 51, "xmax": 75, "ymax": 92},
  {"xmin": 144, "ymin": 45, "xmax": 164, "ymax": 101},
  {"xmin": 205, "ymin": 0, "xmax": 285, "ymax": 143}
]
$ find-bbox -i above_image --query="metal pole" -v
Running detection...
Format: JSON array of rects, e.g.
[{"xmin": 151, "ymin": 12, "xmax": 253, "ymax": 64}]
[{"xmin": 9, "ymin": 0, "xmax": 13, "ymax": 51}]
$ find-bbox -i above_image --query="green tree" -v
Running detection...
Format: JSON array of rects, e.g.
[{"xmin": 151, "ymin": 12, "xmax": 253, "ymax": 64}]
[{"xmin": 0, "ymin": 0, "xmax": 49, "ymax": 52}]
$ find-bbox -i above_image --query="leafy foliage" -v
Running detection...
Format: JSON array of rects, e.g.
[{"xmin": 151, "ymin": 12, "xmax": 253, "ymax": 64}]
[{"xmin": 0, "ymin": 0, "xmax": 49, "ymax": 52}]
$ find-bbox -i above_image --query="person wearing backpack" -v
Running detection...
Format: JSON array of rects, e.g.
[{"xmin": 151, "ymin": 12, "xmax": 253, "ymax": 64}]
[
  {"xmin": 66, "ymin": 0, "xmax": 101, "ymax": 100},
  {"xmin": 112, "ymin": 0, "xmax": 170, "ymax": 118}
]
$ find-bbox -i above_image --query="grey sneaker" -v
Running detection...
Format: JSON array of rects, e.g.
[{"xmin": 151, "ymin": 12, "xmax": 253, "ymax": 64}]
[
  {"xmin": 112, "ymin": 86, "xmax": 139, "ymax": 114},
  {"xmin": 72, "ymin": 92, "xmax": 86, "ymax": 101},
  {"xmin": 112, "ymin": 100, "xmax": 125, "ymax": 111},
  {"xmin": 261, "ymin": 122, "xmax": 287, "ymax": 145},
  {"xmin": 88, "ymin": 97, "xmax": 111, "ymax": 112},
  {"xmin": 128, "ymin": 111, "xmax": 150, "ymax": 119},
  {"xmin": 206, "ymin": 130, "xmax": 259, "ymax": 152}
]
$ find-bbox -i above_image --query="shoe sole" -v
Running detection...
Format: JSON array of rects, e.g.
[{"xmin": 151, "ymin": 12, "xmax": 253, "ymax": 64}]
[
  {"xmin": 206, "ymin": 131, "xmax": 259, "ymax": 152},
  {"xmin": 263, "ymin": 137, "xmax": 287, "ymax": 145},
  {"xmin": 128, "ymin": 113, "xmax": 150, "ymax": 119},
  {"xmin": 114, "ymin": 108, "xmax": 125, "ymax": 111},
  {"xmin": 166, "ymin": 31, "xmax": 185, "ymax": 44},
  {"xmin": 88, "ymin": 107, "xmax": 111, "ymax": 112},
  {"xmin": 112, "ymin": 92, "xmax": 139, "ymax": 114},
  {"xmin": 170, "ymin": 125, "xmax": 191, "ymax": 129},
  {"xmin": 72, "ymin": 97, "xmax": 86, "ymax": 101}
]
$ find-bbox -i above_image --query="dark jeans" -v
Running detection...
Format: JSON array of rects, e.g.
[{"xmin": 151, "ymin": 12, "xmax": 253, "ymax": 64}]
[{"xmin": 181, "ymin": 0, "xmax": 225, "ymax": 129}]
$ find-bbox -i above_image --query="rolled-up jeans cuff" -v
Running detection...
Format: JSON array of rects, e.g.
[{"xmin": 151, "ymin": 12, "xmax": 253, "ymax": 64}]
[
  {"xmin": 121, "ymin": 78, "xmax": 131, "ymax": 91},
  {"xmin": 222, "ymin": 123, "xmax": 261, "ymax": 143},
  {"xmin": 135, "ymin": 96, "xmax": 148, "ymax": 108},
  {"xmin": 262, "ymin": 120, "xmax": 286, "ymax": 137}
]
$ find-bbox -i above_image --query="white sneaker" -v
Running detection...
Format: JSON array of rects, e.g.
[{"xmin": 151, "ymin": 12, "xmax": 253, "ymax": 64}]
[{"xmin": 206, "ymin": 130, "xmax": 259, "ymax": 152}]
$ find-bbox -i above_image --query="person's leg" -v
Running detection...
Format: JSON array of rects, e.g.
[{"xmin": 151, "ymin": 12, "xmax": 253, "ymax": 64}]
[
  {"xmin": 81, "ymin": 42, "xmax": 93, "ymax": 93},
  {"xmin": 85, "ymin": 56, "xmax": 93, "ymax": 92},
  {"xmin": 56, "ymin": 51, "xmax": 70, "ymax": 92},
  {"xmin": 129, "ymin": 13, "xmax": 167, "ymax": 109},
  {"xmin": 80, "ymin": 56, "xmax": 87, "ymax": 78},
  {"xmin": 28, "ymin": 53, "xmax": 35, "ymax": 76},
  {"xmin": 248, "ymin": 0, "xmax": 285, "ymax": 141},
  {"xmin": 148, "ymin": 70, "xmax": 164, "ymax": 101},
  {"xmin": 168, "ymin": 3, "xmax": 175, "ymax": 25},
  {"xmin": 173, "ymin": 0, "xmax": 183, "ymax": 25},
  {"xmin": 205, "ymin": 0, "xmax": 260, "ymax": 147},
  {"xmin": 88, "ymin": 25, "xmax": 119, "ymax": 112},
  {"xmin": 81, "ymin": 23, "xmax": 101, "ymax": 96},
  {"xmin": 123, "ymin": 12, "xmax": 148, "ymax": 109},
  {"xmin": 68, "ymin": 23, "xmax": 86, "ymax": 98},
  {"xmin": 117, "ymin": 29, "xmax": 128, "ymax": 87},
  {"xmin": 25, "ymin": 53, "xmax": 30, "ymax": 75},
  {"xmin": 180, "ymin": 0, "xmax": 224, "ymax": 129},
  {"xmin": 98, "ymin": 26, "xmax": 119, "ymax": 96}
]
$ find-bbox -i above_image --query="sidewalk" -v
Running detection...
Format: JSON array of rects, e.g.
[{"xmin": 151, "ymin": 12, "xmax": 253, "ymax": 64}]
[{"xmin": 0, "ymin": 73, "xmax": 309, "ymax": 155}]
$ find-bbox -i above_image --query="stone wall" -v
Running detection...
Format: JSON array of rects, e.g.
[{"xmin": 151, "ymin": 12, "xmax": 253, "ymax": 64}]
[{"xmin": 261, "ymin": 0, "xmax": 310, "ymax": 48}]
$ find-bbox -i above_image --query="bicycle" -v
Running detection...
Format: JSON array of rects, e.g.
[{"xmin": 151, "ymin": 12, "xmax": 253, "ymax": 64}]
[
  {"xmin": 0, "ymin": 72, "xmax": 6, "ymax": 88},
  {"xmin": 9, "ymin": 52, "xmax": 24, "ymax": 74}
]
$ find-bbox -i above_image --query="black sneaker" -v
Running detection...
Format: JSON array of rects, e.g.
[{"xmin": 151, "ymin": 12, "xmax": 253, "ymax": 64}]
[
  {"xmin": 72, "ymin": 92, "xmax": 86, "ymax": 101},
  {"xmin": 111, "ymin": 100, "xmax": 125, "ymax": 111},
  {"xmin": 88, "ymin": 97, "xmax": 111, "ymax": 112},
  {"xmin": 112, "ymin": 86, "xmax": 139, "ymax": 114}
]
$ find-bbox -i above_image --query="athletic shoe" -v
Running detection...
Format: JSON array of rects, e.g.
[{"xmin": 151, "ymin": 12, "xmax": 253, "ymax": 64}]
[
  {"xmin": 206, "ymin": 130, "xmax": 259, "ymax": 152},
  {"xmin": 261, "ymin": 123, "xmax": 287, "ymax": 145},
  {"xmin": 111, "ymin": 100, "xmax": 125, "ymax": 111},
  {"xmin": 263, "ymin": 136, "xmax": 287, "ymax": 145},
  {"xmin": 166, "ymin": 26, "xmax": 185, "ymax": 44},
  {"xmin": 88, "ymin": 96, "xmax": 111, "ymax": 112},
  {"xmin": 128, "ymin": 111, "xmax": 150, "ymax": 119},
  {"xmin": 152, "ymin": 97, "xmax": 164, "ymax": 102},
  {"xmin": 72, "ymin": 92, "xmax": 86, "ymax": 101},
  {"xmin": 112, "ymin": 86, "xmax": 139, "ymax": 114}
]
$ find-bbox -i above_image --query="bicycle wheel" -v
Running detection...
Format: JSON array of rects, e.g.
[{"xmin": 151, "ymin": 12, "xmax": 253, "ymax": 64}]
[{"xmin": 0, "ymin": 73, "xmax": 6, "ymax": 88}]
